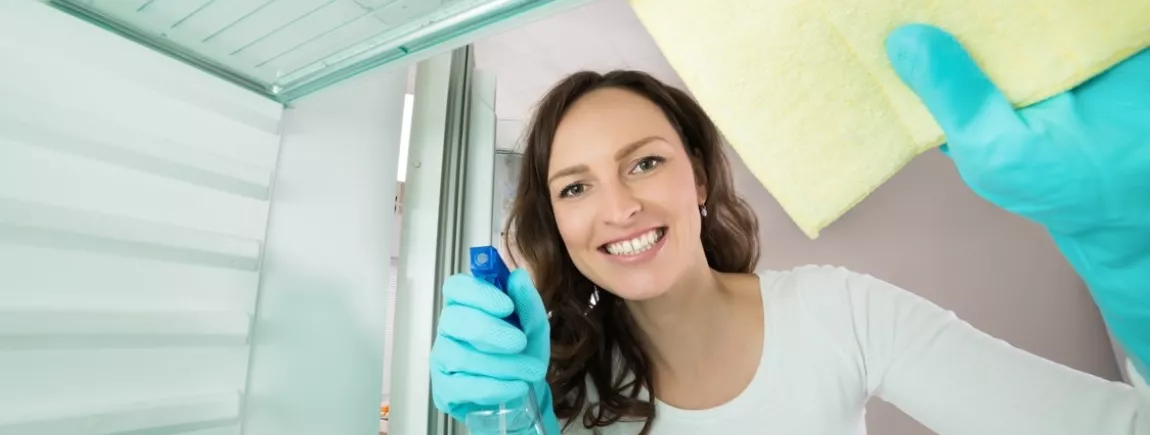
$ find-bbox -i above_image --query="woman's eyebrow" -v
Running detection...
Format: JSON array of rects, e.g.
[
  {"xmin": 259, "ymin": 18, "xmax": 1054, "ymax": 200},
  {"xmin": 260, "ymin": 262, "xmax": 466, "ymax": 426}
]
[
  {"xmin": 547, "ymin": 136, "xmax": 667, "ymax": 185},
  {"xmin": 548, "ymin": 164, "xmax": 588, "ymax": 185},
  {"xmin": 613, "ymin": 136, "xmax": 665, "ymax": 161}
]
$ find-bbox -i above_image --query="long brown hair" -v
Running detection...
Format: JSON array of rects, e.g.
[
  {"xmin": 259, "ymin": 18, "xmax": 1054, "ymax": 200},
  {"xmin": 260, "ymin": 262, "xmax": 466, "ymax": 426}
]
[{"xmin": 503, "ymin": 70, "xmax": 760, "ymax": 434}]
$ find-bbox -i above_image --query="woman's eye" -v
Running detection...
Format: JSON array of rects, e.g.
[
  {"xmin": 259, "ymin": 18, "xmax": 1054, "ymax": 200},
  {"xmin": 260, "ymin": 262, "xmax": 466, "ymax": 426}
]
[
  {"xmin": 631, "ymin": 156, "xmax": 665, "ymax": 174},
  {"xmin": 559, "ymin": 183, "xmax": 586, "ymax": 198}
]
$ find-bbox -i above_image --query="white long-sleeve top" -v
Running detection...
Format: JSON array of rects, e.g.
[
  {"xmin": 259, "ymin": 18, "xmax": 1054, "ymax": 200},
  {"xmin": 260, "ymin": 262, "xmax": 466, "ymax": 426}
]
[{"xmin": 565, "ymin": 265, "xmax": 1149, "ymax": 434}]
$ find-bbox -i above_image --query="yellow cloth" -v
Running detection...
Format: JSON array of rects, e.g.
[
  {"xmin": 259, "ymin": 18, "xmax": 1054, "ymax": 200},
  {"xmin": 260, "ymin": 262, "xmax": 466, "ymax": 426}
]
[{"xmin": 627, "ymin": 0, "xmax": 1150, "ymax": 238}]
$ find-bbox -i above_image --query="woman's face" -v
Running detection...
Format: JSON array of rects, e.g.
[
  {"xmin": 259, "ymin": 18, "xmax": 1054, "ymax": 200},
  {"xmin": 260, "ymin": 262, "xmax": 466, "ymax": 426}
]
[{"xmin": 547, "ymin": 88, "xmax": 706, "ymax": 300}]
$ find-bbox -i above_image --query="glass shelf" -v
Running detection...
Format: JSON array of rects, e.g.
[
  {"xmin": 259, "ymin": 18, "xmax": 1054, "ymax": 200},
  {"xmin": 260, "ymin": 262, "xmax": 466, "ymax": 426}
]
[{"xmin": 50, "ymin": 0, "xmax": 575, "ymax": 102}]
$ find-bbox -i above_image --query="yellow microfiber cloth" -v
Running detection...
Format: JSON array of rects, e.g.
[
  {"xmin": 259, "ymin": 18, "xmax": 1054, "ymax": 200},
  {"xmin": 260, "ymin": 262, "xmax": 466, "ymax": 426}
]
[{"xmin": 627, "ymin": 0, "xmax": 1150, "ymax": 238}]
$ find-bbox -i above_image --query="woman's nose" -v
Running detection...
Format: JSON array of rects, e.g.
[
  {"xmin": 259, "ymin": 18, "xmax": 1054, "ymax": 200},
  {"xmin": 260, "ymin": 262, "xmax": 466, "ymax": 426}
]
[{"xmin": 600, "ymin": 182, "xmax": 641, "ymax": 225}]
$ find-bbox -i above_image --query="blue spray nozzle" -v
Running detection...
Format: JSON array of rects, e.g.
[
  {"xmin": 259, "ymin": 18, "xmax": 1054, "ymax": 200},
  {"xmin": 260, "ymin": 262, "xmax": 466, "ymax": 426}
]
[{"xmin": 469, "ymin": 245, "xmax": 520, "ymax": 329}]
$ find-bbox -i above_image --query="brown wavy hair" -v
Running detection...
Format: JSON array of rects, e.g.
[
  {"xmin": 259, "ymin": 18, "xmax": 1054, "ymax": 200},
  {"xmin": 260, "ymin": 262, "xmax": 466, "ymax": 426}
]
[{"xmin": 503, "ymin": 70, "xmax": 760, "ymax": 434}]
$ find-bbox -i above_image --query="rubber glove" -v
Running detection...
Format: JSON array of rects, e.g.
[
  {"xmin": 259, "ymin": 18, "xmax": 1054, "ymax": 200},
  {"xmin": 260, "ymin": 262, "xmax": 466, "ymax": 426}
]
[
  {"xmin": 430, "ymin": 269, "xmax": 561, "ymax": 434},
  {"xmin": 885, "ymin": 24, "xmax": 1150, "ymax": 379}
]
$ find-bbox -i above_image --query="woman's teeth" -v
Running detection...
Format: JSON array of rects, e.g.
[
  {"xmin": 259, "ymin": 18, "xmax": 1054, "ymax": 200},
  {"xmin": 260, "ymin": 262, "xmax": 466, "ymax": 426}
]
[{"xmin": 605, "ymin": 228, "xmax": 665, "ymax": 256}]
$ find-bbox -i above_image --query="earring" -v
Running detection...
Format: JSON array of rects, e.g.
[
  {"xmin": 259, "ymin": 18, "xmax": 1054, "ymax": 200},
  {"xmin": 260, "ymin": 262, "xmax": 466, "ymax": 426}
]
[{"xmin": 700, "ymin": 204, "xmax": 708, "ymax": 217}]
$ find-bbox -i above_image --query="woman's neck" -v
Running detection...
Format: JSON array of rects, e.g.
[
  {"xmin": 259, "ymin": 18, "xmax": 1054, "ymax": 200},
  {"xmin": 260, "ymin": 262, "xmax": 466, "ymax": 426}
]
[{"xmin": 624, "ymin": 267, "xmax": 746, "ymax": 380}]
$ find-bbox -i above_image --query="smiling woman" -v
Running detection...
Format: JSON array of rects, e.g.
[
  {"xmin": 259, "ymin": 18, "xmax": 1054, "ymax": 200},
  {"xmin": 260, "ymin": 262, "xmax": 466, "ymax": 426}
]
[
  {"xmin": 427, "ymin": 64, "xmax": 1150, "ymax": 435},
  {"xmin": 502, "ymin": 70, "xmax": 761, "ymax": 432}
]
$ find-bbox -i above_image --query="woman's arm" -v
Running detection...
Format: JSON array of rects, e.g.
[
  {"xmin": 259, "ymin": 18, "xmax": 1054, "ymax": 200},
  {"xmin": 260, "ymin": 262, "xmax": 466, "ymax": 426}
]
[{"xmin": 834, "ymin": 269, "xmax": 1150, "ymax": 434}]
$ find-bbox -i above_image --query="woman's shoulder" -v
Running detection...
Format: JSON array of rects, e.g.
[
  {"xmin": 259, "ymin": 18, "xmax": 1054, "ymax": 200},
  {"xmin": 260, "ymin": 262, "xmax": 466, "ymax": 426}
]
[
  {"xmin": 756, "ymin": 264, "xmax": 926, "ymax": 306},
  {"xmin": 754, "ymin": 264, "xmax": 875, "ymax": 301},
  {"xmin": 756, "ymin": 263, "xmax": 865, "ymax": 279},
  {"xmin": 752, "ymin": 265, "xmax": 905, "ymax": 337},
  {"xmin": 753, "ymin": 264, "xmax": 950, "ymax": 347}
]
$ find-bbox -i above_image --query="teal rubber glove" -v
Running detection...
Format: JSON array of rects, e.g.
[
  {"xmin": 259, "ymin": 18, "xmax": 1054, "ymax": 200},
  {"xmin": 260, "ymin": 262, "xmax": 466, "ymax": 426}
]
[
  {"xmin": 430, "ymin": 269, "xmax": 561, "ymax": 434},
  {"xmin": 885, "ymin": 24, "xmax": 1150, "ymax": 379}
]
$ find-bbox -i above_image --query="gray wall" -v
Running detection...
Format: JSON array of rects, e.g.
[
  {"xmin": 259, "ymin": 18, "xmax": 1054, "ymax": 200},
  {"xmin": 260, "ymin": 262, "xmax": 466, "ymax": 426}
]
[{"xmin": 729, "ymin": 148, "xmax": 1121, "ymax": 434}]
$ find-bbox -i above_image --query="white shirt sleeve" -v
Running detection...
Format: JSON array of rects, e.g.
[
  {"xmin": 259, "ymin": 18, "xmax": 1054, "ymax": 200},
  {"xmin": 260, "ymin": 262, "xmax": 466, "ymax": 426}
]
[{"xmin": 792, "ymin": 265, "xmax": 1150, "ymax": 435}]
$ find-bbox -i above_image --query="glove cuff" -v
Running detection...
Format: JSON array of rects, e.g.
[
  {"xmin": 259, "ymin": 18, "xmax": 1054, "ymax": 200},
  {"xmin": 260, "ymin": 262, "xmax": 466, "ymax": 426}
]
[
  {"xmin": 535, "ymin": 383, "xmax": 562, "ymax": 434},
  {"xmin": 1052, "ymin": 230, "xmax": 1150, "ymax": 380}
]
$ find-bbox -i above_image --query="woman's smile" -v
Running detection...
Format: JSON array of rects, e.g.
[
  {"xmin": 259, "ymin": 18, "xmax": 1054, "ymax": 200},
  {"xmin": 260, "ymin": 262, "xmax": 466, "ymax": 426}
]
[{"xmin": 599, "ymin": 226, "xmax": 668, "ymax": 264}]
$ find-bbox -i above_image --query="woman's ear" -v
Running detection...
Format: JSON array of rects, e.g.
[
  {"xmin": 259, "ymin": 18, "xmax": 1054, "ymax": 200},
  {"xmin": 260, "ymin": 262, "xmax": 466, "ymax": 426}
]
[
  {"xmin": 691, "ymin": 156, "xmax": 708, "ymax": 206},
  {"xmin": 689, "ymin": 152, "xmax": 708, "ymax": 200}
]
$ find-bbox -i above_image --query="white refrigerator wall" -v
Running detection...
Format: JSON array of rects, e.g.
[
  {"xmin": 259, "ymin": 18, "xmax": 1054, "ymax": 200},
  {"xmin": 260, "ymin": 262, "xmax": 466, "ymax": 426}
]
[
  {"xmin": 0, "ymin": 2, "xmax": 413, "ymax": 434},
  {"xmin": 241, "ymin": 62, "xmax": 405, "ymax": 435},
  {"xmin": 0, "ymin": 1, "xmax": 281, "ymax": 434}
]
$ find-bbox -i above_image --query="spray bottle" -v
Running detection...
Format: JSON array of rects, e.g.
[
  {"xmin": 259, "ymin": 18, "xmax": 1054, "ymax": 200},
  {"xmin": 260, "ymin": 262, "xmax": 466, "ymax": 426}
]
[{"xmin": 464, "ymin": 245, "xmax": 548, "ymax": 435}]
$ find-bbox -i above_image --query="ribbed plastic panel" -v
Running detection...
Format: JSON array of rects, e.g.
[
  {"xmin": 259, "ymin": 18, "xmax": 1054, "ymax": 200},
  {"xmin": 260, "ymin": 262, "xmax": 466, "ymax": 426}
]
[{"xmin": 0, "ymin": 2, "xmax": 281, "ymax": 434}]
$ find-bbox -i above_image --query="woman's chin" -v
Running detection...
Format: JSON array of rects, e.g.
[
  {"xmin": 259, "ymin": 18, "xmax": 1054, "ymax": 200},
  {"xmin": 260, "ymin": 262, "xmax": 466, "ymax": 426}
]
[{"xmin": 599, "ymin": 275, "xmax": 671, "ymax": 302}]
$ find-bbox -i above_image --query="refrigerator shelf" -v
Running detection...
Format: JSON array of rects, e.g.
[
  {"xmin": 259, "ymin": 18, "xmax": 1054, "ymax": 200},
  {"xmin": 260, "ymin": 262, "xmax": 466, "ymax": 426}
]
[{"xmin": 49, "ymin": 0, "xmax": 574, "ymax": 102}]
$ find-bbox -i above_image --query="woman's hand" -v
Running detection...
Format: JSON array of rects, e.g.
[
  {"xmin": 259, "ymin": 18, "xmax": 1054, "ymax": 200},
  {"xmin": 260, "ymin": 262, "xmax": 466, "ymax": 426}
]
[
  {"xmin": 885, "ymin": 23, "xmax": 1150, "ymax": 236},
  {"xmin": 884, "ymin": 23, "xmax": 1150, "ymax": 378},
  {"xmin": 429, "ymin": 269, "xmax": 559, "ymax": 432}
]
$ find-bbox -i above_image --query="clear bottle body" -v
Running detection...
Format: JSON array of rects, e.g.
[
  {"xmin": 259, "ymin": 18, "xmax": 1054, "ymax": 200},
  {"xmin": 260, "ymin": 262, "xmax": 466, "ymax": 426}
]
[{"xmin": 464, "ymin": 386, "xmax": 547, "ymax": 435}]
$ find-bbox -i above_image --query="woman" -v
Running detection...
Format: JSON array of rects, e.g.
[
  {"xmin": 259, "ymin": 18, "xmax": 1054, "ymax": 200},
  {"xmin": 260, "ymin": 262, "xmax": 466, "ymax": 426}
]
[{"xmin": 430, "ymin": 26, "xmax": 1150, "ymax": 434}]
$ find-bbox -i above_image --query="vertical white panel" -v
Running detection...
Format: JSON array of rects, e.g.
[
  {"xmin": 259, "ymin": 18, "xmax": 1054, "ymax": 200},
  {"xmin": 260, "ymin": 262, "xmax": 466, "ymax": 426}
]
[
  {"xmin": 461, "ymin": 70, "xmax": 499, "ymax": 259},
  {"xmin": 386, "ymin": 181, "xmax": 405, "ymax": 405},
  {"xmin": 391, "ymin": 48, "xmax": 491, "ymax": 435},
  {"xmin": 240, "ymin": 67, "xmax": 405, "ymax": 435},
  {"xmin": 454, "ymin": 69, "xmax": 500, "ymax": 435},
  {"xmin": 391, "ymin": 51, "xmax": 455, "ymax": 435},
  {"xmin": 0, "ymin": 2, "xmax": 282, "ymax": 435},
  {"xmin": 384, "ymin": 258, "xmax": 400, "ymax": 401}
]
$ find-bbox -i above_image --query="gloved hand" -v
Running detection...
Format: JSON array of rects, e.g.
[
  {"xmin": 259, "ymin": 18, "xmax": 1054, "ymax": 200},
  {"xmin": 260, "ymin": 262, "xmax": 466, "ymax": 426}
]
[
  {"xmin": 430, "ymin": 269, "xmax": 561, "ymax": 434},
  {"xmin": 884, "ymin": 24, "xmax": 1150, "ymax": 378}
]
